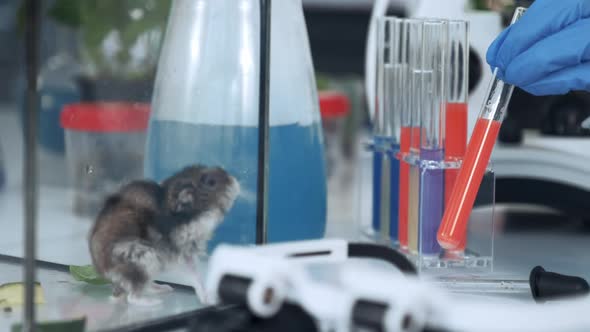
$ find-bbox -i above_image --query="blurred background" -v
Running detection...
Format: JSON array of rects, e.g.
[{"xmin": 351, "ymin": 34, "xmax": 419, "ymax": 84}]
[
  {"xmin": 0, "ymin": 0, "xmax": 587, "ymax": 224},
  {"xmin": 0, "ymin": 0, "xmax": 588, "ymax": 275},
  {"xmin": 0, "ymin": 0, "xmax": 588, "ymax": 274}
]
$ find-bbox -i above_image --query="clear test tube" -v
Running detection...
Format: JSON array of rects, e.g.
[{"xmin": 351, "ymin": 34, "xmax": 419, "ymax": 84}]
[
  {"xmin": 371, "ymin": 17, "xmax": 400, "ymax": 238},
  {"xmin": 444, "ymin": 20, "xmax": 469, "ymax": 251},
  {"xmin": 406, "ymin": 19, "xmax": 424, "ymax": 253},
  {"xmin": 397, "ymin": 18, "xmax": 419, "ymax": 248},
  {"xmin": 371, "ymin": 16, "xmax": 388, "ymax": 234},
  {"xmin": 437, "ymin": 7, "xmax": 528, "ymax": 250},
  {"xmin": 444, "ymin": 20, "xmax": 469, "ymax": 203},
  {"xmin": 385, "ymin": 18, "xmax": 404, "ymax": 242},
  {"xmin": 418, "ymin": 19, "xmax": 447, "ymax": 255}
]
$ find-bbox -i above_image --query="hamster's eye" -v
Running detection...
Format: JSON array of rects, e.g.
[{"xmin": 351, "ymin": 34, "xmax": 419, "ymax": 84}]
[{"xmin": 199, "ymin": 173, "xmax": 217, "ymax": 188}]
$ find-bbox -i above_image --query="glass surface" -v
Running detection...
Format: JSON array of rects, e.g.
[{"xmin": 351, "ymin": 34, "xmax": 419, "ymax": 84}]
[{"xmin": 0, "ymin": 0, "xmax": 322, "ymax": 330}]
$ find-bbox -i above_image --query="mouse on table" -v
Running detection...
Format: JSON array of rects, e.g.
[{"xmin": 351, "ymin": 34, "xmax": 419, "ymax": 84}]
[{"xmin": 88, "ymin": 165, "xmax": 240, "ymax": 306}]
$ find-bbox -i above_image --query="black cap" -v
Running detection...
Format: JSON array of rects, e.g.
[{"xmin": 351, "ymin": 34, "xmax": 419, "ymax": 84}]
[{"xmin": 530, "ymin": 266, "xmax": 590, "ymax": 303}]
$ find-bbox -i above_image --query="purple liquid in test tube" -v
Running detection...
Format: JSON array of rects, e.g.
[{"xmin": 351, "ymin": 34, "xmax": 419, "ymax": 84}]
[
  {"xmin": 419, "ymin": 148, "xmax": 444, "ymax": 255},
  {"xmin": 418, "ymin": 20, "xmax": 447, "ymax": 256}
]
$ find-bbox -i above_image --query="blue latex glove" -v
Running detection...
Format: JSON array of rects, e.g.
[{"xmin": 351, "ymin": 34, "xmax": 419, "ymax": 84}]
[{"xmin": 486, "ymin": 0, "xmax": 590, "ymax": 96}]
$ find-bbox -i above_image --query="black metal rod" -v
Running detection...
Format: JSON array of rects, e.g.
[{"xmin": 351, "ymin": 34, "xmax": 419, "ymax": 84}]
[
  {"xmin": 255, "ymin": 0, "xmax": 271, "ymax": 245},
  {"xmin": 23, "ymin": 0, "xmax": 40, "ymax": 330}
]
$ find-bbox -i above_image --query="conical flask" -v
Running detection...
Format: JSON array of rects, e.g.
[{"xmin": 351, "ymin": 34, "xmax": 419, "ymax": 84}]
[{"xmin": 145, "ymin": 0, "xmax": 327, "ymax": 250}]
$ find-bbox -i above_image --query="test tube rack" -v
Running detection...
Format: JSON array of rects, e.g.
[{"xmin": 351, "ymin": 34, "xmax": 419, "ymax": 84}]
[{"xmin": 358, "ymin": 141, "xmax": 496, "ymax": 276}]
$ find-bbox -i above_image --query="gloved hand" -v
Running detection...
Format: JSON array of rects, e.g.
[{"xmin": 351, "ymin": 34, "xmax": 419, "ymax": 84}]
[{"xmin": 486, "ymin": 0, "xmax": 590, "ymax": 96}]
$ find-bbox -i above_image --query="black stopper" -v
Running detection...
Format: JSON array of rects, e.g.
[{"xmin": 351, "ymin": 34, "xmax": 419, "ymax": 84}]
[
  {"xmin": 529, "ymin": 266, "xmax": 590, "ymax": 302},
  {"xmin": 218, "ymin": 275, "xmax": 253, "ymax": 305},
  {"xmin": 352, "ymin": 300, "xmax": 388, "ymax": 332}
]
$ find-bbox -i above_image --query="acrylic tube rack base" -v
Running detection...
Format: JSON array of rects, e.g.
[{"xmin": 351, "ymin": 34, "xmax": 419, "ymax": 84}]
[{"xmin": 357, "ymin": 146, "xmax": 495, "ymax": 276}]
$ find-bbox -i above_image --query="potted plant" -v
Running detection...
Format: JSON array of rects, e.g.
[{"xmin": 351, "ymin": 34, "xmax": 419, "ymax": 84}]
[{"xmin": 21, "ymin": 0, "xmax": 172, "ymax": 102}]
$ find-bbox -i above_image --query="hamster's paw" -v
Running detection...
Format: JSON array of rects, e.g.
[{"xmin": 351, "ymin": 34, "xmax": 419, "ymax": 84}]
[
  {"xmin": 109, "ymin": 285, "xmax": 125, "ymax": 302},
  {"xmin": 192, "ymin": 281, "xmax": 210, "ymax": 304},
  {"xmin": 127, "ymin": 293, "xmax": 162, "ymax": 306},
  {"xmin": 109, "ymin": 294, "xmax": 125, "ymax": 303},
  {"xmin": 148, "ymin": 282, "xmax": 174, "ymax": 294},
  {"xmin": 199, "ymin": 294, "xmax": 211, "ymax": 305}
]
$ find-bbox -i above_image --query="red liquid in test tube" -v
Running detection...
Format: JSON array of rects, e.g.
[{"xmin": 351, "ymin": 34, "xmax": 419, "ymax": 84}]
[
  {"xmin": 438, "ymin": 117, "xmax": 501, "ymax": 249},
  {"xmin": 398, "ymin": 126, "xmax": 411, "ymax": 247},
  {"xmin": 437, "ymin": 7, "xmax": 527, "ymax": 250},
  {"xmin": 444, "ymin": 102, "xmax": 467, "ymax": 205},
  {"xmin": 444, "ymin": 102, "xmax": 468, "ymax": 251}
]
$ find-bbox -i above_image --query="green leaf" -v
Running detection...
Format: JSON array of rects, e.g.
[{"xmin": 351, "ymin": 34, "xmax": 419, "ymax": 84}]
[
  {"xmin": 69, "ymin": 265, "xmax": 110, "ymax": 285},
  {"xmin": 16, "ymin": 2, "xmax": 26, "ymax": 34},
  {"xmin": 119, "ymin": 0, "xmax": 172, "ymax": 48},
  {"xmin": 11, "ymin": 317, "xmax": 86, "ymax": 332},
  {"xmin": 316, "ymin": 74, "xmax": 331, "ymax": 91},
  {"xmin": 470, "ymin": 0, "xmax": 490, "ymax": 10},
  {"xmin": 47, "ymin": 0, "xmax": 83, "ymax": 28}
]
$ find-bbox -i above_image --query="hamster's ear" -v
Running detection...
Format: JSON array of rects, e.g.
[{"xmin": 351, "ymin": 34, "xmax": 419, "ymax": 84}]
[
  {"xmin": 181, "ymin": 164, "xmax": 207, "ymax": 178},
  {"xmin": 103, "ymin": 195, "xmax": 121, "ymax": 209}
]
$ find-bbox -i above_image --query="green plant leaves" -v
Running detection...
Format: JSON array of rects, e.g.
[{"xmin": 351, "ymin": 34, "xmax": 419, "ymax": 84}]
[
  {"xmin": 19, "ymin": 0, "xmax": 172, "ymax": 78},
  {"xmin": 47, "ymin": 0, "xmax": 83, "ymax": 28},
  {"xmin": 69, "ymin": 265, "xmax": 110, "ymax": 285},
  {"xmin": 11, "ymin": 317, "xmax": 86, "ymax": 332}
]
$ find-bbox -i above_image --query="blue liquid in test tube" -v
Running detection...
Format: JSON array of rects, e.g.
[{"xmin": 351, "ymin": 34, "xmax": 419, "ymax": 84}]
[{"xmin": 371, "ymin": 17, "xmax": 403, "ymax": 241}]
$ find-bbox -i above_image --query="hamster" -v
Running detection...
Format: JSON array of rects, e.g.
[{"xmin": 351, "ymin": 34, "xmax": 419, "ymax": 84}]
[{"xmin": 88, "ymin": 165, "xmax": 240, "ymax": 306}]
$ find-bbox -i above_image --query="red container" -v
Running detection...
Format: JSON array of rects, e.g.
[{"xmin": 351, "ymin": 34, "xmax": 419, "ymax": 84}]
[
  {"xmin": 319, "ymin": 91, "xmax": 350, "ymax": 177},
  {"xmin": 60, "ymin": 102, "xmax": 151, "ymax": 217}
]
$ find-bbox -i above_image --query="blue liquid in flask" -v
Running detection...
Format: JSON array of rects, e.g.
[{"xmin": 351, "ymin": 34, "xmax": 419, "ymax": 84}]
[{"xmin": 145, "ymin": 120, "xmax": 327, "ymax": 250}]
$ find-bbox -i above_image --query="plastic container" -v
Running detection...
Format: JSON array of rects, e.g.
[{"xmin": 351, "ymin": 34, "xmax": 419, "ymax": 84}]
[
  {"xmin": 319, "ymin": 91, "xmax": 350, "ymax": 178},
  {"xmin": 60, "ymin": 102, "xmax": 150, "ymax": 217},
  {"xmin": 145, "ymin": 0, "xmax": 327, "ymax": 250}
]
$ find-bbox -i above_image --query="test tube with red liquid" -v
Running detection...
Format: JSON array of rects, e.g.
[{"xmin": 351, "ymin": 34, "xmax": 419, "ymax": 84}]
[
  {"xmin": 417, "ymin": 20, "xmax": 447, "ymax": 255},
  {"xmin": 444, "ymin": 20, "xmax": 469, "ymax": 251},
  {"xmin": 397, "ymin": 19, "xmax": 421, "ymax": 248},
  {"xmin": 437, "ymin": 7, "xmax": 527, "ymax": 250}
]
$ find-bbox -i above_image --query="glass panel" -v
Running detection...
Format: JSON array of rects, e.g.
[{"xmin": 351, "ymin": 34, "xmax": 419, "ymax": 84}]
[{"xmin": 0, "ymin": 0, "xmax": 323, "ymax": 330}]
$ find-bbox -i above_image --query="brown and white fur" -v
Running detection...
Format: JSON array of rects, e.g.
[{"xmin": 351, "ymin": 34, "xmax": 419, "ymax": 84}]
[{"xmin": 88, "ymin": 165, "xmax": 239, "ymax": 306}]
